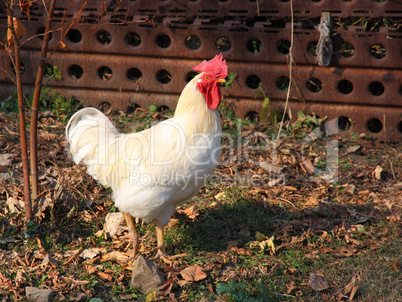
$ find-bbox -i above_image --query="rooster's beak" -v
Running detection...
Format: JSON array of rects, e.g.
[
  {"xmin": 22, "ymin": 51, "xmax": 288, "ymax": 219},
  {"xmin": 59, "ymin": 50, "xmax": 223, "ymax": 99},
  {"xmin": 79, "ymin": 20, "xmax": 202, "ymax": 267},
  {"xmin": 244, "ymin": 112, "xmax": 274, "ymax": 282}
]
[{"xmin": 216, "ymin": 78, "xmax": 226, "ymax": 84}]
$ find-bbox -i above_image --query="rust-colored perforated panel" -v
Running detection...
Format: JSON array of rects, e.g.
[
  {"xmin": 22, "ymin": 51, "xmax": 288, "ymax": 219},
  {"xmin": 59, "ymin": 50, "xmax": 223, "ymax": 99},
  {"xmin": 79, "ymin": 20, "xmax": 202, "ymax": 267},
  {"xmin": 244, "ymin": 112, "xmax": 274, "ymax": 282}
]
[{"xmin": 0, "ymin": 0, "xmax": 401, "ymax": 141}]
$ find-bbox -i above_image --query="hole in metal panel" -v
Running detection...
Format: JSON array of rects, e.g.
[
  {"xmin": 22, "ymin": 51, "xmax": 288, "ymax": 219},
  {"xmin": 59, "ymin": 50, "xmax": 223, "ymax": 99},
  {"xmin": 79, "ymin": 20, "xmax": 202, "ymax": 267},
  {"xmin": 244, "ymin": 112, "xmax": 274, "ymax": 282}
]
[
  {"xmin": 68, "ymin": 65, "xmax": 83, "ymax": 79},
  {"xmin": 126, "ymin": 32, "xmax": 141, "ymax": 47},
  {"xmin": 155, "ymin": 33, "xmax": 171, "ymax": 48},
  {"xmin": 37, "ymin": 27, "xmax": 52, "ymax": 40},
  {"xmin": 368, "ymin": 81, "xmax": 384, "ymax": 96},
  {"xmin": 307, "ymin": 41, "xmax": 318, "ymax": 56},
  {"xmin": 340, "ymin": 42, "xmax": 355, "ymax": 57},
  {"xmin": 246, "ymin": 75, "xmax": 261, "ymax": 89},
  {"xmin": 276, "ymin": 76, "xmax": 290, "ymax": 91},
  {"xmin": 216, "ymin": 36, "xmax": 232, "ymax": 51},
  {"xmin": 337, "ymin": 80, "xmax": 353, "ymax": 94},
  {"xmin": 98, "ymin": 66, "xmax": 113, "ymax": 81},
  {"xmin": 398, "ymin": 121, "xmax": 402, "ymax": 133},
  {"xmin": 277, "ymin": 39, "xmax": 291, "ymax": 54},
  {"xmin": 338, "ymin": 116, "xmax": 351, "ymax": 131},
  {"xmin": 127, "ymin": 103, "xmax": 140, "ymax": 114},
  {"xmin": 158, "ymin": 105, "xmax": 170, "ymax": 113},
  {"xmin": 44, "ymin": 63, "xmax": 54, "ymax": 77},
  {"xmin": 11, "ymin": 61, "xmax": 25, "ymax": 75},
  {"xmin": 245, "ymin": 111, "xmax": 260, "ymax": 122},
  {"xmin": 127, "ymin": 68, "xmax": 142, "ymax": 82},
  {"xmin": 306, "ymin": 78, "xmax": 322, "ymax": 92},
  {"xmin": 96, "ymin": 30, "xmax": 112, "ymax": 45},
  {"xmin": 156, "ymin": 70, "xmax": 172, "ymax": 84},
  {"xmin": 367, "ymin": 118, "xmax": 383, "ymax": 133},
  {"xmin": 185, "ymin": 35, "xmax": 201, "ymax": 50},
  {"xmin": 67, "ymin": 29, "xmax": 82, "ymax": 43},
  {"xmin": 370, "ymin": 44, "xmax": 386, "ymax": 59},
  {"xmin": 186, "ymin": 71, "xmax": 198, "ymax": 83},
  {"xmin": 98, "ymin": 102, "xmax": 111, "ymax": 113},
  {"xmin": 246, "ymin": 38, "xmax": 262, "ymax": 53}
]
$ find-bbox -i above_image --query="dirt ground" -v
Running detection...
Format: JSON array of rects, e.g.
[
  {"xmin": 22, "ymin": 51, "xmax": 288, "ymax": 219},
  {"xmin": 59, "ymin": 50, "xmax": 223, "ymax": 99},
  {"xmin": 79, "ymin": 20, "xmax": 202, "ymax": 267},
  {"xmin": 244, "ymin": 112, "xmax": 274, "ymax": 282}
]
[{"xmin": 0, "ymin": 109, "xmax": 401, "ymax": 301}]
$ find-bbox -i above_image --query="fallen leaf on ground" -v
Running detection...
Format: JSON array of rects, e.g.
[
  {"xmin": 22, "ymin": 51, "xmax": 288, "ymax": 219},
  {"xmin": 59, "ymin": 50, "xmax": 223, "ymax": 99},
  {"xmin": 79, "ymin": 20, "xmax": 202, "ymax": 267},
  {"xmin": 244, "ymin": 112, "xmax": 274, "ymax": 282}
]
[
  {"xmin": 180, "ymin": 265, "xmax": 207, "ymax": 282},
  {"xmin": 300, "ymin": 159, "xmax": 315, "ymax": 175},
  {"xmin": 309, "ymin": 272, "xmax": 329, "ymax": 291},
  {"xmin": 97, "ymin": 271, "xmax": 113, "ymax": 281},
  {"xmin": 286, "ymin": 280, "xmax": 297, "ymax": 294},
  {"xmin": 214, "ymin": 192, "xmax": 226, "ymax": 201},
  {"xmin": 247, "ymin": 231, "xmax": 275, "ymax": 253},
  {"xmin": 179, "ymin": 205, "xmax": 199, "ymax": 220},
  {"xmin": 104, "ymin": 212, "xmax": 126, "ymax": 237},
  {"xmin": 373, "ymin": 165, "xmax": 383, "ymax": 180},
  {"xmin": 101, "ymin": 251, "xmax": 129, "ymax": 262},
  {"xmin": 41, "ymin": 254, "xmax": 59, "ymax": 268},
  {"xmin": 392, "ymin": 262, "xmax": 400, "ymax": 273},
  {"xmin": 6, "ymin": 197, "xmax": 24, "ymax": 214},
  {"xmin": 0, "ymin": 154, "xmax": 13, "ymax": 167},
  {"xmin": 226, "ymin": 241, "xmax": 238, "ymax": 251},
  {"xmin": 167, "ymin": 218, "xmax": 179, "ymax": 227},
  {"xmin": 79, "ymin": 248, "xmax": 101, "ymax": 260},
  {"xmin": 346, "ymin": 184, "xmax": 356, "ymax": 195}
]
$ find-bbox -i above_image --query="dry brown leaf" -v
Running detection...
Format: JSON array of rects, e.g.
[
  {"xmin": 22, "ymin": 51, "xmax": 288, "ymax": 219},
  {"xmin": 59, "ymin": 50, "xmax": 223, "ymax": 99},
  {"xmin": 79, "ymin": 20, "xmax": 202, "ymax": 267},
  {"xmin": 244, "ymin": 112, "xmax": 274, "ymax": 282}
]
[
  {"xmin": 79, "ymin": 248, "xmax": 101, "ymax": 260},
  {"xmin": 180, "ymin": 265, "xmax": 207, "ymax": 282},
  {"xmin": 214, "ymin": 192, "xmax": 225, "ymax": 201},
  {"xmin": 101, "ymin": 251, "xmax": 129, "ymax": 263},
  {"xmin": 300, "ymin": 159, "xmax": 315, "ymax": 175},
  {"xmin": 58, "ymin": 41, "xmax": 68, "ymax": 51},
  {"xmin": 104, "ymin": 212, "xmax": 126, "ymax": 237},
  {"xmin": 6, "ymin": 197, "xmax": 24, "ymax": 214},
  {"xmin": 7, "ymin": 18, "xmax": 26, "ymax": 50},
  {"xmin": 286, "ymin": 280, "xmax": 297, "ymax": 294},
  {"xmin": 0, "ymin": 154, "xmax": 13, "ymax": 167},
  {"xmin": 247, "ymin": 232, "xmax": 275, "ymax": 254},
  {"xmin": 373, "ymin": 165, "xmax": 383, "ymax": 180},
  {"xmin": 41, "ymin": 254, "xmax": 59, "ymax": 268},
  {"xmin": 167, "ymin": 218, "xmax": 179, "ymax": 227},
  {"xmin": 305, "ymin": 196, "xmax": 319, "ymax": 207},
  {"xmin": 349, "ymin": 285, "xmax": 359, "ymax": 301},
  {"xmin": 19, "ymin": 0, "xmax": 31, "ymax": 18},
  {"xmin": 346, "ymin": 184, "xmax": 356, "ymax": 195},
  {"xmin": 180, "ymin": 205, "xmax": 199, "ymax": 220},
  {"xmin": 97, "ymin": 271, "xmax": 113, "ymax": 281},
  {"xmin": 320, "ymin": 247, "xmax": 334, "ymax": 254},
  {"xmin": 309, "ymin": 272, "xmax": 329, "ymax": 291},
  {"xmin": 339, "ymin": 246, "xmax": 357, "ymax": 257},
  {"xmin": 226, "ymin": 241, "xmax": 238, "ymax": 251},
  {"xmin": 392, "ymin": 262, "xmax": 400, "ymax": 273},
  {"xmin": 85, "ymin": 264, "xmax": 97, "ymax": 275}
]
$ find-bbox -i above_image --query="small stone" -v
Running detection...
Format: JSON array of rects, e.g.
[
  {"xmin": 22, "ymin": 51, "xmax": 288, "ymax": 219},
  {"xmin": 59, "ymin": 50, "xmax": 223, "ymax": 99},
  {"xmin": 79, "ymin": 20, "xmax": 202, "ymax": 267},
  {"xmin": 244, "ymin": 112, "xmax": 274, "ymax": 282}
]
[
  {"xmin": 26, "ymin": 287, "xmax": 54, "ymax": 302},
  {"xmin": 131, "ymin": 255, "xmax": 166, "ymax": 294}
]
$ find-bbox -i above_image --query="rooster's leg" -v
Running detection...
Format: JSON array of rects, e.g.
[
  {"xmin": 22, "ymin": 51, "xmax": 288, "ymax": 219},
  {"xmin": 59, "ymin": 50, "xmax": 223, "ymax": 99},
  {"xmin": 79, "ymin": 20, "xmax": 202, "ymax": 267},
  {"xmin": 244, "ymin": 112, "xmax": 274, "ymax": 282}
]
[
  {"xmin": 124, "ymin": 213, "xmax": 139, "ymax": 257},
  {"xmin": 154, "ymin": 219, "xmax": 187, "ymax": 264},
  {"xmin": 155, "ymin": 219, "xmax": 167, "ymax": 257}
]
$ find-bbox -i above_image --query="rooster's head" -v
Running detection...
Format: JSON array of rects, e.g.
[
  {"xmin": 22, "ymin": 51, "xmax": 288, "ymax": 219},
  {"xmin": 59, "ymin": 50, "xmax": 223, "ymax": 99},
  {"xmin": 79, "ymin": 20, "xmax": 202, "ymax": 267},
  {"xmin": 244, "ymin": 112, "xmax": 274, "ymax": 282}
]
[{"xmin": 192, "ymin": 54, "xmax": 228, "ymax": 110}]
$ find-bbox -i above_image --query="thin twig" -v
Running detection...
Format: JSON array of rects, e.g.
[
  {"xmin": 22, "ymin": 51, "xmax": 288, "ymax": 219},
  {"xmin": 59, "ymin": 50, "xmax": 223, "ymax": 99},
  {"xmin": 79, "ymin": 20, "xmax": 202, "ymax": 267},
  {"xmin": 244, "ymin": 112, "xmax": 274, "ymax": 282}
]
[{"xmin": 277, "ymin": 0, "xmax": 294, "ymax": 137}]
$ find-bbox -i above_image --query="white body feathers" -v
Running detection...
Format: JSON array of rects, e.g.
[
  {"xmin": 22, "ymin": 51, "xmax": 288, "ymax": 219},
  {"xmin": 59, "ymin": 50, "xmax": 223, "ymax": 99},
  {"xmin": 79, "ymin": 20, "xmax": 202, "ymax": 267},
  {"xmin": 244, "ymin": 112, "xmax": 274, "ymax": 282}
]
[{"xmin": 66, "ymin": 74, "xmax": 221, "ymax": 225}]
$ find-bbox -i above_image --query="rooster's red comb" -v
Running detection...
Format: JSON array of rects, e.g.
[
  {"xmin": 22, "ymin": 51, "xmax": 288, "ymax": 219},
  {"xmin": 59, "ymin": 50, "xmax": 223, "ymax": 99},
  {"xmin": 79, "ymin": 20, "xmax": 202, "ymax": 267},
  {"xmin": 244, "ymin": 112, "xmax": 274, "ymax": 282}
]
[{"xmin": 192, "ymin": 53, "xmax": 227, "ymax": 79}]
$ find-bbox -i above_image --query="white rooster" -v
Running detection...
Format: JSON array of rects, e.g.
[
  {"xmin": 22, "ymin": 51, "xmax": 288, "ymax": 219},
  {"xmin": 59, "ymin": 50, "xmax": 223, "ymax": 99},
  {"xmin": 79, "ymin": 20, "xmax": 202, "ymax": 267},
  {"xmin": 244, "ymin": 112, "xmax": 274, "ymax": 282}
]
[{"xmin": 66, "ymin": 54, "xmax": 227, "ymax": 259}]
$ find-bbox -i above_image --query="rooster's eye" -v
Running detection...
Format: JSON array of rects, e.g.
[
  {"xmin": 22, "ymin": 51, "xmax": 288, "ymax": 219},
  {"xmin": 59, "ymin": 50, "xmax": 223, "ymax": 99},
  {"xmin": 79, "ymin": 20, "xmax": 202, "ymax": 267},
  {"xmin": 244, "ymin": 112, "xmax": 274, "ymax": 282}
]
[{"xmin": 204, "ymin": 76, "xmax": 209, "ymax": 80}]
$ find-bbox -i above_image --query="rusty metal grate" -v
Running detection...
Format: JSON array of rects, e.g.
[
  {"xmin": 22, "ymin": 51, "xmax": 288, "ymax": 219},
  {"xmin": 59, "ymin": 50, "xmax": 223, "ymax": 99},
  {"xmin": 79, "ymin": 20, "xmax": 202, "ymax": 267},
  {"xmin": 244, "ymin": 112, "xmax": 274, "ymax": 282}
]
[{"xmin": 1, "ymin": 0, "xmax": 401, "ymax": 141}]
